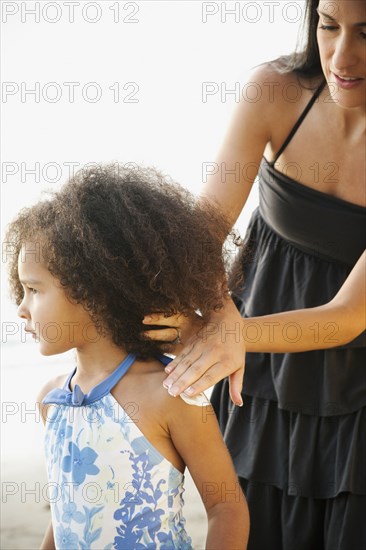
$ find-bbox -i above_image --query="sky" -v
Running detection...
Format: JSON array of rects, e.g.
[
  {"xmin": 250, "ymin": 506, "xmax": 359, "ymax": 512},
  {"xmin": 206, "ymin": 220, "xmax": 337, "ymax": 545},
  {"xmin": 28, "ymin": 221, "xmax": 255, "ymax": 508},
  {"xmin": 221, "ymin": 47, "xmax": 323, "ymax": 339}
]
[{"xmin": 1, "ymin": 0, "xmax": 304, "ymax": 335}]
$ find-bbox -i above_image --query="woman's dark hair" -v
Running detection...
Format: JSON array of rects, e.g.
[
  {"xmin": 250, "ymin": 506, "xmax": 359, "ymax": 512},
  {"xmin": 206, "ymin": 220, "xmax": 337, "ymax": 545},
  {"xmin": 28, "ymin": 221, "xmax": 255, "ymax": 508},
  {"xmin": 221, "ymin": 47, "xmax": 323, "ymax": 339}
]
[
  {"xmin": 6, "ymin": 164, "xmax": 235, "ymax": 358},
  {"xmin": 270, "ymin": 0, "xmax": 323, "ymax": 81}
]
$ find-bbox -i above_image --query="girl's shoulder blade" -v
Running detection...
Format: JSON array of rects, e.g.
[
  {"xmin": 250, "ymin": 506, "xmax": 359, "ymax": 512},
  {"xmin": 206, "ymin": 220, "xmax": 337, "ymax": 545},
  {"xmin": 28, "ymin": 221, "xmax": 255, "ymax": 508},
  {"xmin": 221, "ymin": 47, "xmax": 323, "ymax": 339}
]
[{"xmin": 111, "ymin": 358, "xmax": 189, "ymax": 473}]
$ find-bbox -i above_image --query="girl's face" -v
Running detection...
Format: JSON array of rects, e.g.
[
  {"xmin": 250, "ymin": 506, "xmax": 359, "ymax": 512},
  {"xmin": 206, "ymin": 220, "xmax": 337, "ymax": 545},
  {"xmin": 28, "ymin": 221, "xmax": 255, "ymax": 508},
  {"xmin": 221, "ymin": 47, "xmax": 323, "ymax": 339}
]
[
  {"xmin": 316, "ymin": 0, "xmax": 366, "ymax": 109},
  {"xmin": 17, "ymin": 243, "xmax": 98, "ymax": 356}
]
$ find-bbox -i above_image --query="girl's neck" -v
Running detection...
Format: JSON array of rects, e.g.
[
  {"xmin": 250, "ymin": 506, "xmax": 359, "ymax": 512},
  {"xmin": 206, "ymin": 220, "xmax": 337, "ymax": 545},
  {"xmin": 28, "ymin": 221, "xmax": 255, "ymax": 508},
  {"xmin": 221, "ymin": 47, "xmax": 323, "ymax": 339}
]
[{"xmin": 74, "ymin": 337, "xmax": 129, "ymax": 380}]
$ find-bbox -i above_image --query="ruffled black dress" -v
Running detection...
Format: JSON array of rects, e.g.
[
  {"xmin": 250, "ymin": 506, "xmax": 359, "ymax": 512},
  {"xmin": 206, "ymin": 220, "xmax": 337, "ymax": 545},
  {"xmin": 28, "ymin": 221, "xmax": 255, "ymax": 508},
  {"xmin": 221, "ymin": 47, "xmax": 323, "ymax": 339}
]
[{"xmin": 211, "ymin": 81, "xmax": 366, "ymax": 550}]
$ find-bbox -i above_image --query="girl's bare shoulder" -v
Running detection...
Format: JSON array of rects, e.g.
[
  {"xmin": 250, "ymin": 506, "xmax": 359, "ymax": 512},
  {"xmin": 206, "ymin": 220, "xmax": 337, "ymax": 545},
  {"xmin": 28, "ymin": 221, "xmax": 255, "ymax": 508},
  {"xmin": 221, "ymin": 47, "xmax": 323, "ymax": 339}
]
[
  {"xmin": 37, "ymin": 372, "xmax": 70, "ymax": 424},
  {"xmin": 112, "ymin": 357, "xmax": 205, "ymax": 420},
  {"xmin": 112, "ymin": 358, "xmax": 174, "ymax": 407},
  {"xmin": 37, "ymin": 373, "xmax": 69, "ymax": 401}
]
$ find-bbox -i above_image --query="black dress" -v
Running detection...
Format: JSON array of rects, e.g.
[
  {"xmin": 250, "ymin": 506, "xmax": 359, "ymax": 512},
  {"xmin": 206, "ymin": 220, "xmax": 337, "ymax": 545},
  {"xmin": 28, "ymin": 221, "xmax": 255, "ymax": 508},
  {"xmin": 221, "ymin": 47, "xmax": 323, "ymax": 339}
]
[{"xmin": 211, "ymin": 81, "xmax": 366, "ymax": 550}]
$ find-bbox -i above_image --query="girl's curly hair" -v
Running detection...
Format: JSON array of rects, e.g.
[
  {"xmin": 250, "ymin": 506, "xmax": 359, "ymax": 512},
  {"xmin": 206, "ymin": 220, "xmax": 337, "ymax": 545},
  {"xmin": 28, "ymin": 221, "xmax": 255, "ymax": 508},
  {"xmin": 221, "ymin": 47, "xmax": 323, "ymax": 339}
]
[{"xmin": 6, "ymin": 164, "xmax": 235, "ymax": 358}]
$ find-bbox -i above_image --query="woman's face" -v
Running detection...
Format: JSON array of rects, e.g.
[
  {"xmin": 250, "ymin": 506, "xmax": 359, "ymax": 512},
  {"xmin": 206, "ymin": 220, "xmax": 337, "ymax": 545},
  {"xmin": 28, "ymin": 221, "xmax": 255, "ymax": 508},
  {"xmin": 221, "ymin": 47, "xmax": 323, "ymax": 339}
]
[{"xmin": 316, "ymin": 0, "xmax": 366, "ymax": 109}]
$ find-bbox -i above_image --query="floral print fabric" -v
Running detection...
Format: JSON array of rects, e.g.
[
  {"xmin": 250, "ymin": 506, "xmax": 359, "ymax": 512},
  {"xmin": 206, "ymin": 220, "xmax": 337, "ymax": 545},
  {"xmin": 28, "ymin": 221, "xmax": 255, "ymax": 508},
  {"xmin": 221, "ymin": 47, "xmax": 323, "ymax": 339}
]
[{"xmin": 44, "ymin": 385, "xmax": 194, "ymax": 549}]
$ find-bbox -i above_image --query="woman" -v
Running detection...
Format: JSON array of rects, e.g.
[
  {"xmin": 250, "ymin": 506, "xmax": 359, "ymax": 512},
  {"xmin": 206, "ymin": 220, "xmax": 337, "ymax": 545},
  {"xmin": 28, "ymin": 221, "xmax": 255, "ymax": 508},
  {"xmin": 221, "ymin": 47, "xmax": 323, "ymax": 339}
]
[{"xmin": 144, "ymin": 1, "xmax": 366, "ymax": 548}]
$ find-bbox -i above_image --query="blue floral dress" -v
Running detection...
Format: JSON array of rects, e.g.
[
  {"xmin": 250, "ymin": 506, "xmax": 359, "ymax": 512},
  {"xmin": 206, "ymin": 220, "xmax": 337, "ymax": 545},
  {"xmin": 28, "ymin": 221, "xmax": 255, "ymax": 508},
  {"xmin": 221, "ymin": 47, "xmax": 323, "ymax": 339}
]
[{"xmin": 42, "ymin": 353, "xmax": 204, "ymax": 549}]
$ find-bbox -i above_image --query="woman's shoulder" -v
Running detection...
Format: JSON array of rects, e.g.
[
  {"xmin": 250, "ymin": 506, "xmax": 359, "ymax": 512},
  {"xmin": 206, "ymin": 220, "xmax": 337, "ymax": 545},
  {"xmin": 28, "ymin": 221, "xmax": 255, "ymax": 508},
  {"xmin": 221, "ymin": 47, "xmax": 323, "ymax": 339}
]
[
  {"xmin": 249, "ymin": 62, "xmax": 322, "ymax": 91},
  {"xmin": 248, "ymin": 62, "xmax": 323, "ymax": 114},
  {"xmin": 247, "ymin": 63, "xmax": 325, "ymax": 157}
]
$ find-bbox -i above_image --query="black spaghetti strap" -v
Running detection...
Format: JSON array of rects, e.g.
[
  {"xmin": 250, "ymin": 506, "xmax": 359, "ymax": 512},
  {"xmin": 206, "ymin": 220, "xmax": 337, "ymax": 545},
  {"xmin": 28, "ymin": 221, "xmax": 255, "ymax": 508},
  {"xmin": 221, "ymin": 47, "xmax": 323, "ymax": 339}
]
[{"xmin": 271, "ymin": 79, "xmax": 327, "ymax": 165}]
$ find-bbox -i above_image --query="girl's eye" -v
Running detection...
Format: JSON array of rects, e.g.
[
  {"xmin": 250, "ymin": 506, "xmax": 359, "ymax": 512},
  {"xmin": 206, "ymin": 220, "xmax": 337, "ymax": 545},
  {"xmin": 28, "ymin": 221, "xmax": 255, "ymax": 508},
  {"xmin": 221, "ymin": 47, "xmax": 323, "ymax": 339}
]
[{"xmin": 28, "ymin": 287, "xmax": 38, "ymax": 294}]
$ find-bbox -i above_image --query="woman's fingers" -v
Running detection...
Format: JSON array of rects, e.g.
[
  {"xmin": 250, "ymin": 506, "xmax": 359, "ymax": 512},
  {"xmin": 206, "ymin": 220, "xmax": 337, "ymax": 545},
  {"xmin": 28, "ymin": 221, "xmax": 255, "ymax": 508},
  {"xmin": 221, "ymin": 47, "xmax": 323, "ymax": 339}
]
[
  {"xmin": 163, "ymin": 356, "xmax": 220, "ymax": 396},
  {"xmin": 165, "ymin": 358, "xmax": 244, "ymax": 405},
  {"xmin": 228, "ymin": 367, "xmax": 244, "ymax": 406},
  {"xmin": 163, "ymin": 330, "xmax": 246, "ymax": 405},
  {"xmin": 162, "ymin": 345, "xmax": 203, "ymax": 383},
  {"xmin": 143, "ymin": 311, "xmax": 202, "ymax": 344},
  {"xmin": 144, "ymin": 328, "xmax": 178, "ymax": 342},
  {"xmin": 144, "ymin": 300, "xmax": 246, "ymax": 405},
  {"xmin": 143, "ymin": 312, "xmax": 186, "ymax": 325},
  {"xmin": 164, "ymin": 343, "xmax": 243, "ymax": 394}
]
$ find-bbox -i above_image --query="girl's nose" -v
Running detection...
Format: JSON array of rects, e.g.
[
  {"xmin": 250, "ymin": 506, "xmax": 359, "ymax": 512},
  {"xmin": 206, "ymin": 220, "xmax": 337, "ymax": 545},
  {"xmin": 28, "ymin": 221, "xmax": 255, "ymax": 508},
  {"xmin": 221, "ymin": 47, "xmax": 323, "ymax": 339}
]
[{"xmin": 17, "ymin": 298, "xmax": 29, "ymax": 320}]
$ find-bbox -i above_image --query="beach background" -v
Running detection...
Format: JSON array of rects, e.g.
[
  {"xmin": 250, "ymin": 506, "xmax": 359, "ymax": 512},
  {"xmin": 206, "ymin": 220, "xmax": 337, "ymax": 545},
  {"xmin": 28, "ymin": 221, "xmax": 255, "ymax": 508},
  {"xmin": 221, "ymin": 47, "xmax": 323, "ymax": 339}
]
[{"xmin": 1, "ymin": 2, "xmax": 300, "ymax": 547}]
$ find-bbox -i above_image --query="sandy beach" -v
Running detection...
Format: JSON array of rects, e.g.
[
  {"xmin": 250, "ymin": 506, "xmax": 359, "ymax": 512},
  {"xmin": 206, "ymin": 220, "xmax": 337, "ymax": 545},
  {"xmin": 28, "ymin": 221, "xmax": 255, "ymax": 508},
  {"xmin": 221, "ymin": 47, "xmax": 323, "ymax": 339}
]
[{"xmin": 1, "ymin": 341, "xmax": 207, "ymax": 549}]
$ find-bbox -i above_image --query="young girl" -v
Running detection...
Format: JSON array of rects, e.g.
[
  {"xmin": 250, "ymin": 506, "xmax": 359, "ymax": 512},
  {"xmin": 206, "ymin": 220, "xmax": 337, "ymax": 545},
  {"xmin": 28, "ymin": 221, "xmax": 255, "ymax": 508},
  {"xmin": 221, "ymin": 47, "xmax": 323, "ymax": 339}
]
[{"xmin": 6, "ymin": 164, "xmax": 249, "ymax": 550}]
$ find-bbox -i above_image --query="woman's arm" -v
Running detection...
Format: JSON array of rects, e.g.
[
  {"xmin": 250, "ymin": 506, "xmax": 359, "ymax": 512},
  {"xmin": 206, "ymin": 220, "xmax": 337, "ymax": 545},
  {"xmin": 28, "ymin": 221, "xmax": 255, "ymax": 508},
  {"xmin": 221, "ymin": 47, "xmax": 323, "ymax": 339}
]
[
  {"xmin": 244, "ymin": 249, "xmax": 366, "ymax": 352},
  {"xmin": 145, "ymin": 69, "xmax": 366, "ymax": 402},
  {"xmin": 143, "ymin": 65, "xmax": 275, "ymax": 404},
  {"xmin": 145, "ymin": 250, "xmax": 365, "ymax": 402},
  {"xmin": 166, "ymin": 397, "xmax": 249, "ymax": 549},
  {"xmin": 199, "ymin": 65, "xmax": 272, "ymax": 227}
]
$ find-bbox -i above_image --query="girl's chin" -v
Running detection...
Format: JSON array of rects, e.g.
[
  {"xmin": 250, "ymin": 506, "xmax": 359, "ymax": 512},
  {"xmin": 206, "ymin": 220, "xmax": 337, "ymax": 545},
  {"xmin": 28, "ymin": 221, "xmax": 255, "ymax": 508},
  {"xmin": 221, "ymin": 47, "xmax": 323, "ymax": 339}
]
[{"xmin": 38, "ymin": 344, "xmax": 72, "ymax": 356}]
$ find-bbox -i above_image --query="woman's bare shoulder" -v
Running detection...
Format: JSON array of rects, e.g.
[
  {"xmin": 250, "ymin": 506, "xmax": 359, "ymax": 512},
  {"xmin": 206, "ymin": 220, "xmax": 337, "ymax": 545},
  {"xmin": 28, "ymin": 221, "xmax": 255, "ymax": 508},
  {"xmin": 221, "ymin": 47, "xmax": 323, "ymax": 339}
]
[
  {"xmin": 249, "ymin": 63, "xmax": 321, "ymax": 115},
  {"xmin": 249, "ymin": 64, "xmax": 324, "ymax": 157},
  {"xmin": 249, "ymin": 62, "xmax": 321, "ymax": 91}
]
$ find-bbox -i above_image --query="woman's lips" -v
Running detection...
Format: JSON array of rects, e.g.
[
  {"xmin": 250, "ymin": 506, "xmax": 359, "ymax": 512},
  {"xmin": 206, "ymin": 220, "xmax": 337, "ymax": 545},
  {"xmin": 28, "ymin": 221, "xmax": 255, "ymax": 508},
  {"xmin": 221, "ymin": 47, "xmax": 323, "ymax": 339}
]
[{"xmin": 333, "ymin": 73, "xmax": 364, "ymax": 89}]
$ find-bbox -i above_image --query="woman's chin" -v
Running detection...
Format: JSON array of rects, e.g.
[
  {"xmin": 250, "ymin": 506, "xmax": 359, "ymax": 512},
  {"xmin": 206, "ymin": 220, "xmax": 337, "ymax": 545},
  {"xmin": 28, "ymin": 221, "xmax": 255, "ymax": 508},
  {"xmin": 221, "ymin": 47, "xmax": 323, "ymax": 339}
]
[{"xmin": 326, "ymin": 80, "xmax": 366, "ymax": 109}]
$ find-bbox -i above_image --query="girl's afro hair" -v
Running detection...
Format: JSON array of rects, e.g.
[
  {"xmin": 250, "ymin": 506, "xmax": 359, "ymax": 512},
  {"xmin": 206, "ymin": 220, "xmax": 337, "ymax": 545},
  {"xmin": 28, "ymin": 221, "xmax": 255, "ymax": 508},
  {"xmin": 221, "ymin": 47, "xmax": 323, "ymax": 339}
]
[{"xmin": 6, "ymin": 164, "xmax": 236, "ymax": 358}]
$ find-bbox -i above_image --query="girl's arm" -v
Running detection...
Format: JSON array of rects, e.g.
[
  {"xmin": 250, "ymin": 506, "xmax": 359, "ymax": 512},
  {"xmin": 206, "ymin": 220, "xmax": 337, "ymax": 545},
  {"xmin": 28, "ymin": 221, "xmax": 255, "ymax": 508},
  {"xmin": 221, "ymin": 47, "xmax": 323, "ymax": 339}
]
[
  {"xmin": 40, "ymin": 521, "xmax": 55, "ymax": 550},
  {"xmin": 166, "ymin": 397, "xmax": 249, "ymax": 549},
  {"xmin": 37, "ymin": 377, "xmax": 64, "ymax": 550}
]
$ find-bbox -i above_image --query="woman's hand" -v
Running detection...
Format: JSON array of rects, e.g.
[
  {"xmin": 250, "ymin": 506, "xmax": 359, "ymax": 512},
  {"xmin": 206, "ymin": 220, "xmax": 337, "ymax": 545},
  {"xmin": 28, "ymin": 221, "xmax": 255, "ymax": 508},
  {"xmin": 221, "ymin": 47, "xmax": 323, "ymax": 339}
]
[
  {"xmin": 142, "ymin": 298, "xmax": 246, "ymax": 406},
  {"xmin": 143, "ymin": 311, "xmax": 203, "ymax": 352}
]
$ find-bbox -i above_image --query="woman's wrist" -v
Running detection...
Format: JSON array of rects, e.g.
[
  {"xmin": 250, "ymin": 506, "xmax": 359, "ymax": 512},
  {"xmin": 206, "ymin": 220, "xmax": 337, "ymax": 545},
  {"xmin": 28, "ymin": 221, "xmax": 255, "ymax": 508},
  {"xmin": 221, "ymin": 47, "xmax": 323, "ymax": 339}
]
[{"xmin": 205, "ymin": 295, "xmax": 245, "ymax": 344}]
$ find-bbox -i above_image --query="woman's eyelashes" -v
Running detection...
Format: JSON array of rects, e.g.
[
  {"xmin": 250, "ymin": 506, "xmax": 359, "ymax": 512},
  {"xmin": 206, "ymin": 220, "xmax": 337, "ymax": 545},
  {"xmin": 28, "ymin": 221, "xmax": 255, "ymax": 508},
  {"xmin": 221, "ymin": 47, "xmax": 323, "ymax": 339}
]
[
  {"xmin": 319, "ymin": 23, "xmax": 366, "ymax": 39},
  {"xmin": 319, "ymin": 24, "xmax": 338, "ymax": 31}
]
